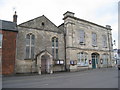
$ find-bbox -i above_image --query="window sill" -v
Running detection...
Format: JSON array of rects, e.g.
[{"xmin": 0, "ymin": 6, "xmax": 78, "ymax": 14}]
[
  {"xmin": 103, "ymin": 47, "xmax": 107, "ymax": 48},
  {"xmin": 77, "ymin": 65, "xmax": 89, "ymax": 67},
  {"xmin": 24, "ymin": 58, "xmax": 35, "ymax": 60},
  {"xmin": 92, "ymin": 45, "xmax": 97, "ymax": 47},
  {"xmin": 79, "ymin": 43, "xmax": 85, "ymax": 45}
]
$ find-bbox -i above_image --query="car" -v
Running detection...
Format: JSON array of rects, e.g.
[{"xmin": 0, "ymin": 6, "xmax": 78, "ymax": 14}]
[
  {"xmin": 118, "ymin": 65, "xmax": 120, "ymax": 70},
  {"xmin": 117, "ymin": 59, "xmax": 120, "ymax": 70}
]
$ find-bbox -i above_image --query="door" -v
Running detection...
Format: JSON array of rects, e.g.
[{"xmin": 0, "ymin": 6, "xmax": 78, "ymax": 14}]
[
  {"xmin": 92, "ymin": 55, "xmax": 96, "ymax": 69},
  {"xmin": 41, "ymin": 55, "xmax": 47, "ymax": 74},
  {"xmin": 92, "ymin": 53, "xmax": 99, "ymax": 69}
]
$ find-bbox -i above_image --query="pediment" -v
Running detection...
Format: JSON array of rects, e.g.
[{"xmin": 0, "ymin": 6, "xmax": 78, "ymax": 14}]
[{"xmin": 18, "ymin": 15, "xmax": 60, "ymax": 32}]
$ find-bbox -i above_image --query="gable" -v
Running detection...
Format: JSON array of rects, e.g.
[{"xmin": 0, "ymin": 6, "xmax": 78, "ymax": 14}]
[{"xmin": 18, "ymin": 15, "xmax": 60, "ymax": 32}]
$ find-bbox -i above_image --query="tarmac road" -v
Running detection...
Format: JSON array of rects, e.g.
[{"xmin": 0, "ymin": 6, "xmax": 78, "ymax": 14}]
[{"xmin": 2, "ymin": 67, "xmax": 119, "ymax": 88}]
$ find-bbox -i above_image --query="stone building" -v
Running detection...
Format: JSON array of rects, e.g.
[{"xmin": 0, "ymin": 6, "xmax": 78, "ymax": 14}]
[
  {"xmin": 16, "ymin": 15, "xmax": 65, "ymax": 74},
  {"xmin": 62, "ymin": 11, "xmax": 113, "ymax": 71},
  {"xmin": 15, "ymin": 11, "xmax": 113, "ymax": 74},
  {"xmin": 0, "ymin": 19, "xmax": 18, "ymax": 75}
]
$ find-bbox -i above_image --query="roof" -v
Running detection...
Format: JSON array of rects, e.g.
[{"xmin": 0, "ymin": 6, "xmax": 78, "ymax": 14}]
[
  {"xmin": 0, "ymin": 20, "xmax": 18, "ymax": 32},
  {"xmin": 18, "ymin": 15, "xmax": 62, "ymax": 33},
  {"xmin": 63, "ymin": 15, "xmax": 112, "ymax": 30}
]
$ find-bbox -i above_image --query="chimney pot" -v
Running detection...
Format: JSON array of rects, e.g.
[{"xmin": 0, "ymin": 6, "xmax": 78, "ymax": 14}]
[{"xmin": 13, "ymin": 11, "xmax": 17, "ymax": 24}]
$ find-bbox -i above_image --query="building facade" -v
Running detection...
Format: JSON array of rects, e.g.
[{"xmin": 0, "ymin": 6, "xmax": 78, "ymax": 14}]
[
  {"xmin": 15, "ymin": 15, "xmax": 65, "ymax": 74},
  {"xmin": 0, "ymin": 20, "xmax": 18, "ymax": 75},
  {"xmin": 15, "ymin": 11, "xmax": 113, "ymax": 74},
  {"xmin": 1, "ymin": 11, "xmax": 113, "ymax": 75},
  {"xmin": 62, "ymin": 11, "xmax": 113, "ymax": 71}
]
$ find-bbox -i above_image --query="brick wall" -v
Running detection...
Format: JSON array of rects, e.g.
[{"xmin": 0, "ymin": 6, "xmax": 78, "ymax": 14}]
[{"xmin": 2, "ymin": 30, "xmax": 17, "ymax": 75}]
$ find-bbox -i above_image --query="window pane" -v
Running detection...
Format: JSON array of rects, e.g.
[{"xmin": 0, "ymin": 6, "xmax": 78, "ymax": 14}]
[
  {"xmin": 0, "ymin": 34, "xmax": 3, "ymax": 48},
  {"xmin": 84, "ymin": 54, "xmax": 88, "ymax": 65},
  {"xmin": 92, "ymin": 33, "xmax": 97, "ymax": 46},
  {"xmin": 56, "ymin": 38, "xmax": 58, "ymax": 47},
  {"xmin": 31, "ymin": 35, "xmax": 35, "ymax": 45},
  {"xmin": 52, "ymin": 48, "xmax": 54, "ymax": 58},
  {"xmin": 56, "ymin": 48, "xmax": 58, "ymax": 59},
  {"xmin": 77, "ymin": 53, "xmax": 80, "ymax": 64},
  {"xmin": 103, "ymin": 35, "xmax": 107, "ymax": 47},
  {"xmin": 52, "ymin": 38, "xmax": 54, "ymax": 47},
  {"xmin": 80, "ymin": 30, "xmax": 85, "ymax": 43},
  {"xmin": 26, "ymin": 34, "xmax": 30, "ymax": 45},
  {"xmin": 26, "ymin": 46, "xmax": 30, "ymax": 59},
  {"xmin": 31, "ymin": 46, "xmax": 34, "ymax": 59}
]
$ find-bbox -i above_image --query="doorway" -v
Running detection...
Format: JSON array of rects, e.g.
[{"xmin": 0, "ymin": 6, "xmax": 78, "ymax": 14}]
[
  {"xmin": 91, "ymin": 53, "xmax": 99, "ymax": 69},
  {"xmin": 41, "ymin": 55, "xmax": 50, "ymax": 74}
]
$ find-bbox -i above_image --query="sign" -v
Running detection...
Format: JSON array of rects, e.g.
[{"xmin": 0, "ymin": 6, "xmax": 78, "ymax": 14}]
[
  {"xmin": 89, "ymin": 60, "xmax": 92, "ymax": 64},
  {"xmin": 70, "ymin": 60, "xmax": 77, "ymax": 65},
  {"xmin": 100, "ymin": 59, "xmax": 103, "ymax": 64},
  {"xmin": 55, "ymin": 60, "xmax": 64, "ymax": 65}
]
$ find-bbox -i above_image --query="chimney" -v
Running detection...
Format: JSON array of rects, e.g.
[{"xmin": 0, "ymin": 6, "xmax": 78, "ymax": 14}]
[
  {"xmin": 106, "ymin": 25, "xmax": 111, "ymax": 30},
  {"xmin": 13, "ymin": 11, "xmax": 17, "ymax": 23},
  {"xmin": 63, "ymin": 11, "xmax": 74, "ymax": 19}
]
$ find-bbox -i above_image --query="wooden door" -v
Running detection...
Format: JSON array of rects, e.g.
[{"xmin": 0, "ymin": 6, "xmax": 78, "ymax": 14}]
[{"xmin": 41, "ymin": 56, "xmax": 47, "ymax": 74}]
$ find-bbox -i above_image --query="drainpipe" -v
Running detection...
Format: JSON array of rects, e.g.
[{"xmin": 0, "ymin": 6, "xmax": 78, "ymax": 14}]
[{"xmin": 64, "ymin": 26, "xmax": 67, "ymax": 71}]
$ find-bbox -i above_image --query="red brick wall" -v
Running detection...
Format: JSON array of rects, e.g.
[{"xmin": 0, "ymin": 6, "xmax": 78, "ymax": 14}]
[{"xmin": 1, "ymin": 30, "xmax": 17, "ymax": 75}]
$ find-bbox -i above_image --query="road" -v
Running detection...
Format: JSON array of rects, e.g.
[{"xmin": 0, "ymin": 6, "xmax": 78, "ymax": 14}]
[{"xmin": 2, "ymin": 67, "xmax": 119, "ymax": 88}]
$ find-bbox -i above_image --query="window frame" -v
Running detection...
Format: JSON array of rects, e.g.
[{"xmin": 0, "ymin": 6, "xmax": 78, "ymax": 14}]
[
  {"xmin": 79, "ymin": 30, "xmax": 85, "ymax": 45},
  {"xmin": 77, "ymin": 52, "xmax": 88, "ymax": 66},
  {"xmin": 92, "ymin": 32, "xmax": 97, "ymax": 47},
  {"xmin": 102, "ymin": 54, "xmax": 108, "ymax": 65},
  {"xmin": 25, "ymin": 33, "xmax": 35, "ymax": 59},
  {"xmin": 52, "ymin": 37, "xmax": 59, "ymax": 60},
  {"xmin": 102, "ymin": 35, "xmax": 107, "ymax": 48}
]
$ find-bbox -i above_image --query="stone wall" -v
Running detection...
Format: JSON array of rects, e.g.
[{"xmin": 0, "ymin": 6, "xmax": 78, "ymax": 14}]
[
  {"xmin": 16, "ymin": 16, "xmax": 65, "ymax": 73},
  {"xmin": 63, "ymin": 12, "xmax": 113, "ymax": 70}
]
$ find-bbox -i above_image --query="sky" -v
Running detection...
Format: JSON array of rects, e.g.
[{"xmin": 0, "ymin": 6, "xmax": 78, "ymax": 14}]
[{"xmin": 0, "ymin": 0, "xmax": 119, "ymax": 49}]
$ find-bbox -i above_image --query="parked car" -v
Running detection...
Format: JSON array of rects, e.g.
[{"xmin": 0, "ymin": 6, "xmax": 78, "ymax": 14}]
[{"xmin": 118, "ymin": 59, "xmax": 120, "ymax": 70}]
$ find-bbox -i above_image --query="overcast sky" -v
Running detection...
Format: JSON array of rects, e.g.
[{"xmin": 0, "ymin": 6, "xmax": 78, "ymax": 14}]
[{"xmin": 0, "ymin": 0, "xmax": 119, "ymax": 49}]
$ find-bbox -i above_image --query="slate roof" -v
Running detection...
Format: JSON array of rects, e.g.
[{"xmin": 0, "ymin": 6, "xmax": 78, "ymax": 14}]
[{"xmin": 0, "ymin": 20, "xmax": 18, "ymax": 32}]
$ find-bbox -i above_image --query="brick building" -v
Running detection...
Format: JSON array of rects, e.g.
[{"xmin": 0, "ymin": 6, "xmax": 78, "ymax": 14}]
[{"xmin": 0, "ymin": 19, "xmax": 18, "ymax": 75}]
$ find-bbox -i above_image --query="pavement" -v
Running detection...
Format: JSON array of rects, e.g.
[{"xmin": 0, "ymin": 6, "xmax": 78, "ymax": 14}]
[{"xmin": 2, "ymin": 67, "xmax": 119, "ymax": 88}]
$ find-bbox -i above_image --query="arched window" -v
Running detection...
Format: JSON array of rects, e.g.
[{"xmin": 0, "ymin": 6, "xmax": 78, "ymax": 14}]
[
  {"xmin": 77, "ymin": 52, "xmax": 88, "ymax": 66},
  {"xmin": 26, "ymin": 34, "xmax": 35, "ymax": 59},
  {"xmin": 52, "ymin": 37, "xmax": 58, "ymax": 60},
  {"xmin": 102, "ymin": 54, "xmax": 108, "ymax": 65}
]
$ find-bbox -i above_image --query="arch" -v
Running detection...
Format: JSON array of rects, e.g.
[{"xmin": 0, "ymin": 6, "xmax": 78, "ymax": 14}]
[{"xmin": 36, "ymin": 50, "xmax": 53, "ymax": 74}]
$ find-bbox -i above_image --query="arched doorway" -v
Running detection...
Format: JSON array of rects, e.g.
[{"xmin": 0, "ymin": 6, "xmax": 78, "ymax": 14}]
[
  {"xmin": 91, "ymin": 53, "xmax": 99, "ymax": 69},
  {"xmin": 37, "ymin": 50, "xmax": 53, "ymax": 75},
  {"xmin": 41, "ymin": 54, "xmax": 50, "ymax": 74}
]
